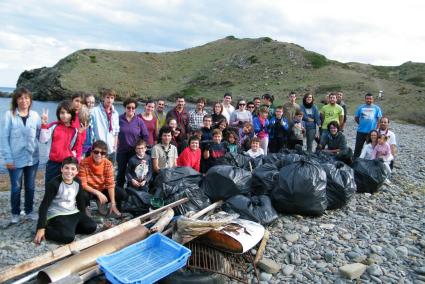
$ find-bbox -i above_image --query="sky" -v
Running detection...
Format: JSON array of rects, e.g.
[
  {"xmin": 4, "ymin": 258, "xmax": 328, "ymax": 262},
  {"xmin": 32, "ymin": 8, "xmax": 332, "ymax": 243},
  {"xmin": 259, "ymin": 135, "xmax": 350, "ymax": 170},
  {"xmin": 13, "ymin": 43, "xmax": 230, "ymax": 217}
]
[{"xmin": 1, "ymin": 0, "xmax": 424, "ymax": 87}]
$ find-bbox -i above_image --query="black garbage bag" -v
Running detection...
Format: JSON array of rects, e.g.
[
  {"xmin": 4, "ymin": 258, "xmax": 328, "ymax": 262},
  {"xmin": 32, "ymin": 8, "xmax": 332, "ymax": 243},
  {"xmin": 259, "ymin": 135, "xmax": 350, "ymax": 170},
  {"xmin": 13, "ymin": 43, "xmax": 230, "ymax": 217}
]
[
  {"xmin": 351, "ymin": 158, "xmax": 389, "ymax": 194},
  {"xmin": 154, "ymin": 167, "xmax": 203, "ymax": 198},
  {"xmin": 164, "ymin": 184, "xmax": 211, "ymax": 215},
  {"xmin": 322, "ymin": 162, "xmax": 357, "ymax": 209},
  {"xmin": 271, "ymin": 159, "xmax": 328, "ymax": 216},
  {"xmin": 336, "ymin": 147, "xmax": 354, "ymax": 165},
  {"xmin": 262, "ymin": 152, "xmax": 302, "ymax": 169},
  {"xmin": 122, "ymin": 188, "xmax": 152, "ymax": 216},
  {"xmin": 309, "ymin": 151, "xmax": 337, "ymax": 164},
  {"xmin": 224, "ymin": 195, "xmax": 278, "ymax": 225},
  {"xmin": 251, "ymin": 163, "xmax": 279, "ymax": 195},
  {"xmin": 223, "ymin": 152, "xmax": 255, "ymax": 171},
  {"xmin": 153, "ymin": 167, "xmax": 210, "ymax": 215},
  {"xmin": 202, "ymin": 165, "xmax": 252, "ymax": 201}
]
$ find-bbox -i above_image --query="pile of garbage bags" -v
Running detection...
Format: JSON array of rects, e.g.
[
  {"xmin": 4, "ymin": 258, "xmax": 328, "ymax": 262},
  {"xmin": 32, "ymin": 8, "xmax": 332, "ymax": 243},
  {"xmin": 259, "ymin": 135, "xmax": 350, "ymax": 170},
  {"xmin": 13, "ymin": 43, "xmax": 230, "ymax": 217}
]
[{"xmin": 130, "ymin": 149, "xmax": 389, "ymax": 223}]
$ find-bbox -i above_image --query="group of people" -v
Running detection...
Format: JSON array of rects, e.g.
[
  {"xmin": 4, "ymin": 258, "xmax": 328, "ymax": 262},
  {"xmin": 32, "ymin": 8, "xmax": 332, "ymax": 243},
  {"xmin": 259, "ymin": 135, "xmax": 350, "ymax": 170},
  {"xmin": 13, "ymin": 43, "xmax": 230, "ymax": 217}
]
[{"xmin": 0, "ymin": 87, "xmax": 397, "ymax": 244}]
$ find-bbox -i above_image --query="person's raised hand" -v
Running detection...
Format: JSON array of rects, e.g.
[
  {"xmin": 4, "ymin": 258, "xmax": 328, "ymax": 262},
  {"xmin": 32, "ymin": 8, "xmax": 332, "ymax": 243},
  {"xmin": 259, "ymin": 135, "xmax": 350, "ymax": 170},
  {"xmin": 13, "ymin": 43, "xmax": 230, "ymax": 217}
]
[{"xmin": 41, "ymin": 108, "xmax": 49, "ymax": 124}]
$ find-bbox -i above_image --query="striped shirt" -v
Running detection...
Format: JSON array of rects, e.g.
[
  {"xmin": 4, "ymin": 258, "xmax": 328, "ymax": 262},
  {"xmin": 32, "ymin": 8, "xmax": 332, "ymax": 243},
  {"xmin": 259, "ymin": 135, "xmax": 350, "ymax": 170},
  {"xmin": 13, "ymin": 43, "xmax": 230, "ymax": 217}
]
[{"xmin": 78, "ymin": 156, "xmax": 115, "ymax": 192}]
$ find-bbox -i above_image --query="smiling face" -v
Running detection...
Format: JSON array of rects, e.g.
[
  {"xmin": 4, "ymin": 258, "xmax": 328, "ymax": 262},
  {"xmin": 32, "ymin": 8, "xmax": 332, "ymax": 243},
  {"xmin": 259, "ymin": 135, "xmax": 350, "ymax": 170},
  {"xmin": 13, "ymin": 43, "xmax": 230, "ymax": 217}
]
[
  {"xmin": 275, "ymin": 108, "xmax": 283, "ymax": 119},
  {"xmin": 213, "ymin": 133, "xmax": 222, "ymax": 144},
  {"xmin": 59, "ymin": 108, "xmax": 72, "ymax": 124},
  {"xmin": 370, "ymin": 131, "xmax": 378, "ymax": 143},
  {"xmin": 17, "ymin": 94, "xmax": 31, "ymax": 112},
  {"xmin": 380, "ymin": 118, "xmax": 389, "ymax": 130},
  {"xmin": 214, "ymin": 103, "xmax": 222, "ymax": 114},
  {"xmin": 238, "ymin": 100, "xmax": 246, "ymax": 111},
  {"xmin": 168, "ymin": 119, "xmax": 177, "ymax": 131},
  {"xmin": 61, "ymin": 163, "xmax": 78, "ymax": 183},
  {"xmin": 305, "ymin": 95, "xmax": 313, "ymax": 104},
  {"xmin": 161, "ymin": 132, "xmax": 172, "ymax": 145},
  {"xmin": 203, "ymin": 117, "xmax": 212, "ymax": 128},
  {"xmin": 91, "ymin": 147, "xmax": 107, "ymax": 164},
  {"xmin": 251, "ymin": 141, "xmax": 260, "ymax": 151},
  {"xmin": 157, "ymin": 100, "xmax": 165, "ymax": 112},
  {"xmin": 329, "ymin": 124, "xmax": 338, "ymax": 135},
  {"xmin": 125, "ymin": 102, "xmax": 136, "ymax": 117},
  {"xmin": 377, "ymin": 135, "xmax": 387, "ymax": 145},
  {"xmin": 189, "ymin": 140, "xmax": 199, "ymax": 151},
  {"xmin": 176, "ymin": 98, "xmax": 185, "ymax": 109},
  {"xmin": 135, "ymin": 143, "xmax": 147, "ymax": 157},
  {"xmin": 329, "ymin": 94, "xmax": 337, "ymax": 105},
  {"xmin": 254, "ymin": 99, "xmax": 261, "ymax": 107},
  {"xmin": 85, "ymin": 95, "xmax": 95, "ymax": 109},
  {"xmin": 365, "ymin": 95, "xmax": 373, "ymax": 105},
  {"xmin": 228, "ymin": 134, "xmax": 236, "ymax": 144},
  {"xmin": 223, "ymin": 95, "xmax": 232, "ymax": 105},
  {"xmin": 145, "ymin": 102, "xmax": 155, "ymax": 114}
]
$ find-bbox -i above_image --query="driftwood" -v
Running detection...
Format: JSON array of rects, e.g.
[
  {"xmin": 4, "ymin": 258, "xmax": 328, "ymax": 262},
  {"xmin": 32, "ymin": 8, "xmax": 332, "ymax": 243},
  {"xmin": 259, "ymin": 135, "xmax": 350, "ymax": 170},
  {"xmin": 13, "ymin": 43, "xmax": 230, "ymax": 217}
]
[
  {"xmin": 0, "ymin": 197, "xmax": 188, "ymax": 283},
  {"xmin": 254, "ymin": 230, "xmax": 270, "ymax": 264},
  {"xmin": 149, "ymin": 208, "xmax": 174, "ymax": 233}
]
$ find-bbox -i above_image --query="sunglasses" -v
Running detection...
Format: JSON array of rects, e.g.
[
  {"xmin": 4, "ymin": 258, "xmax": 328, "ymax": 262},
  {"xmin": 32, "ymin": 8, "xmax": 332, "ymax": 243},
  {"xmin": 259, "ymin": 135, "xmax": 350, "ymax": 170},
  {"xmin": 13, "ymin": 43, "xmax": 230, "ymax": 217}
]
[
  {"xmin": 93, "ymin": 150, "xmax": 107, "ymax": 156},
  {"xmin": 126, "ymin": 106, "xmax": 136, "ymax": 110},
  {"xmin": 239, "ymin": 103, "xmax": 246, "ymax": 106},
  {"xmin": 247, "ymin": 106, "xmax": 255, "ymax": 109}
]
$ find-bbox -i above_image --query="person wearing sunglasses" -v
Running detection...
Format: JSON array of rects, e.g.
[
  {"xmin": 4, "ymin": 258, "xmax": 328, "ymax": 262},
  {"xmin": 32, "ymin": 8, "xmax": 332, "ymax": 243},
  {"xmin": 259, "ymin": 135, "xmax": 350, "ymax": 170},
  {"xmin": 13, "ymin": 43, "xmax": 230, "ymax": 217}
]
[
  {"xmin": 79, "ymin": 140, "xmax": 127, "ymax": 217},
  {"xmin": 229, "ymin": 99, "xmax": 252, "ymax": 129},
  {"xmin": 116, "ymin": 98, "xmax": 149, "ymax": 188}
]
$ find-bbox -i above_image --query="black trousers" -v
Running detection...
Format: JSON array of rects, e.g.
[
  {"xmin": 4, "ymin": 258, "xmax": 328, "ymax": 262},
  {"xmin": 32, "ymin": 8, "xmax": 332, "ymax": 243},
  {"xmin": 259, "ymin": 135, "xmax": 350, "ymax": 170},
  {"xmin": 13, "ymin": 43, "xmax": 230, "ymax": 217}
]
[
  {"xmin": 354, "ymin": 132, "xmax": 369, "ymax": 158},
  {"xmin": 269, "ymin": 138, "xmax": 286, "ymax": 153},
  {"xmin": 84, "ymin": 187, "xmax": 128, "ymax": 210},
  {"xmin": 45, "ymin": 212, "xmax": 97, "ymax": 244},
  {"xmin": 116, "ymin": 150, "xmax": 135, "ymax": 188}
]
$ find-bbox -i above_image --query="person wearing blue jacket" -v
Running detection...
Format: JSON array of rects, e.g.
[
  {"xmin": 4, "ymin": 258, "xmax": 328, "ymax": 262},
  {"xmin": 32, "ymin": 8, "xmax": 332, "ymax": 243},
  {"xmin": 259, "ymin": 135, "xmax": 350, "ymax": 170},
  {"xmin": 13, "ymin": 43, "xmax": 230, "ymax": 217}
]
[
  {"xmin": 0, "ymin": 88, "xmax": 41, "ymax": 224},
  {"xmin": 268, "ymin": 106, "xmax": 290, "ymax": 153},
  {"xmin": 300, "ymin": 93, "xmax": 321, "ymax": 152},
  {"xmin": 252, "ymin": 106, "xmax": 270, "ymax": 155}
]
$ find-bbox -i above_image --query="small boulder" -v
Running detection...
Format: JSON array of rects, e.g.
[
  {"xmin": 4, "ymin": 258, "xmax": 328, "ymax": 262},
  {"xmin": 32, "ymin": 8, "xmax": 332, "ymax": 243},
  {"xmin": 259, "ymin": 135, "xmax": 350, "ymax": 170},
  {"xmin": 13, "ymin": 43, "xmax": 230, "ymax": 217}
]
[
  {"xmin": 258, "ymin": 258, "xmax": 281, "ymax": 274},
  {"xmin": 339, "ymin": 263, "xmax": 367, "ymax": 280}
]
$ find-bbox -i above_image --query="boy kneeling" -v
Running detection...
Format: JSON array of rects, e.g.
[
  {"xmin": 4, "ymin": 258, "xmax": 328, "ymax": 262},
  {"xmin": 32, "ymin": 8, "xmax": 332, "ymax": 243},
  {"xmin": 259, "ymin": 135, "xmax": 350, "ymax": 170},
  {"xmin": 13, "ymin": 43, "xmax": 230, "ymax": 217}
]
[{"xmin": 34, "ymin": 157, "xmax": 96, "ymax": 244}]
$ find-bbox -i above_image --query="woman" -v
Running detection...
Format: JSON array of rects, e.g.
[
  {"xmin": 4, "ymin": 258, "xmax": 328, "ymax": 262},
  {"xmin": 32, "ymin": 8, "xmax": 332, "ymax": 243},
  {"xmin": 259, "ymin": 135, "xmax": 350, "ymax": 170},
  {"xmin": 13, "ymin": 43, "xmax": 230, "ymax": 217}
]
[
  {"xmin": 360, "ymin": 130, "xmax": 378, "ymax": 160},
  {"xmin": 82, "ymin": 94, "xmax": 96, "ymax": 156},
  {"xmin": 1, "ymin": 88, "xmax": 41, "ymax": 223},
  {"xmin": 212, "ymin": 102, "xmax": 226, "ymax": 125},
  {"xmin": 300, "ymin": 93, "xmax": 321, "ymax": 153},
  {"xmin": 116, "ymin": 98, "xmax": 149, "ymax": 188},
  {"xmin": 214, "ymin": 118, "xmax": 230, "ymax": 139},
  {"xmin": 229, "ymin": 99, "xmax": 252, "ymax": 129},
  {"xmin": 139, "ymin": 100, "xmax": 158, "ymax": 147}
]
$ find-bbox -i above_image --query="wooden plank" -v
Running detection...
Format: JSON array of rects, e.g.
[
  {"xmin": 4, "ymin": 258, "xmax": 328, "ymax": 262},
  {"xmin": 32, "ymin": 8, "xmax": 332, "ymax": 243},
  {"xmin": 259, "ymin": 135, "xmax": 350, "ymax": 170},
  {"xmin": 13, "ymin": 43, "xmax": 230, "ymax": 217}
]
[{"xmin": 0, "ymin": 197, "xmax": 188, "ymax": 282}]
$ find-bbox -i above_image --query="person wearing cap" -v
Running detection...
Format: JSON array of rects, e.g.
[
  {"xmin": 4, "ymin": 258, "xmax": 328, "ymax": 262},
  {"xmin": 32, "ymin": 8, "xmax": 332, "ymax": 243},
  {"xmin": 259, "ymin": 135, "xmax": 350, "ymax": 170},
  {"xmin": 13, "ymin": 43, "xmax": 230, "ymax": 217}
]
[{"xmin": 282, "ymin": 91, "xmax": 301, "ymax": 121}]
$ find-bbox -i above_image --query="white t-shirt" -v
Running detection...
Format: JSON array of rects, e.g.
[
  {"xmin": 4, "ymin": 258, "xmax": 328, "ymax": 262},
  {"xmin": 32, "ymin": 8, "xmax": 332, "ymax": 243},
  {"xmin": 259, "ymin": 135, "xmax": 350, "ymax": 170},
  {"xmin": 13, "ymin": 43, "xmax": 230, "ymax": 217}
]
[
  {"xmin": 222, "ymin": 104, "xmax": 235, "ymax": 123},
  {"xmin": 247, "ymin": 148, "xmax": 264, "ymax": 159}
]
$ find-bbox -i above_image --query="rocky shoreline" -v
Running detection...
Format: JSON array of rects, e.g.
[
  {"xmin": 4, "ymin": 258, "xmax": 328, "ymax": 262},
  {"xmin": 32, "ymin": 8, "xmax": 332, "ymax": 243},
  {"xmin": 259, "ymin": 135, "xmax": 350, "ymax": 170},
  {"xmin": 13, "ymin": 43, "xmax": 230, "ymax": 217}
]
[{"xmin": 0, "ymin": 118, "xmax": 424, "ymax": 283}]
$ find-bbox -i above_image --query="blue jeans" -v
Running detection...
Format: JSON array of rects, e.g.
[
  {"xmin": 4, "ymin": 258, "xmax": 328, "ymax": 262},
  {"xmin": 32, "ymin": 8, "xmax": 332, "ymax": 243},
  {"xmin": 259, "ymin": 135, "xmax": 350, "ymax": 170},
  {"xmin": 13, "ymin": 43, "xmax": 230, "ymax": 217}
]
[
  {"xmin": 8, "ymin": 163, "xmax": 39, "ymax": 215},
  {"xmin": 45, "ymin": 160, "xmax": 62, "ymax": 184}
]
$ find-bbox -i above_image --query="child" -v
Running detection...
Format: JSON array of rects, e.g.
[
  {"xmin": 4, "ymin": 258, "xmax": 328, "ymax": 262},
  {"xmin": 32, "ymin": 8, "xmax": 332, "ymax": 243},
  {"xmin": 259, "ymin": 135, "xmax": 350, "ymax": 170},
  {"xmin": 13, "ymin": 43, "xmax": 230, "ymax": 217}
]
[
  {"xmin": 126, "ymin": 139, "xmax": 152, "ymax": 191},
  {"xmin": 252, "ymin": 106, "xmax": 270, "ymax": 155},
  {"xmin": 239, "ymin": 122, "xmax": 254, "ymax": 152},
  {"xmin": 371, "ymin": 134, "xmax": 393, "ymax": 173},
  {"xmin": 40, "ymin": 100, "xmax": 86, "ymax": 183},
  {"xmin": 177, "ymin": 136, "xmax": 202, "ymax": 172},
  {"xmin": 203, "ymin": 129, "xmax": 227, "ymax": 172},
  {"xmin": 288, "ymin": 110, "xmax": 305, "ymax": 149},
  {"xmin": 201, "ymin": 115, "xmax": 213, "ymax": 141},
  {"xmin": 34, "ymin": 157, "xmax": 97, "ymax": 245},
  {"xmin": 246, "ymin": 137, "xmax": 264, "ymax": 158},
  {"xmin": 226, "ymin": 130, "xmax": 239, "ymax": 154},
  {"xmin": 268, "ymin": 106, "xmax": 290, "ymax": 153}
]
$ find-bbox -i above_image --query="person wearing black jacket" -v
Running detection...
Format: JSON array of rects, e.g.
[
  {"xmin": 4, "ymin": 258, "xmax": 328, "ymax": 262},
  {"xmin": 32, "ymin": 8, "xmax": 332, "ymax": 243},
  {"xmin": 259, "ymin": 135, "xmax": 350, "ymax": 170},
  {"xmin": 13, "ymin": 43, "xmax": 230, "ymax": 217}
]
[{"xmin": 34, "ymin": 157, "xmax": 96, "ymax": 244}]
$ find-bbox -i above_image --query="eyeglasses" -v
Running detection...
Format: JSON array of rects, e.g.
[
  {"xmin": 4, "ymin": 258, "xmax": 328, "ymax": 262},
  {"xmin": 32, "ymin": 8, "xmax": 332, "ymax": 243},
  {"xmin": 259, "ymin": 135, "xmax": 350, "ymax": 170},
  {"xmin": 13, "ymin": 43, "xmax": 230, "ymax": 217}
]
[
  {"xmin": 247, "ymin": 106, "xmax": 255, "ymax": 109},
  {"xmin": 93, "ymin": 150, "xmax": 107, "ymax": 156},
  {"xmin": 239, "ymin": 103, "xmax": 246, "ymax": 106},
  {"xmin": 126, "ymin": 106, "xmax": 136, "ymax": 110}
]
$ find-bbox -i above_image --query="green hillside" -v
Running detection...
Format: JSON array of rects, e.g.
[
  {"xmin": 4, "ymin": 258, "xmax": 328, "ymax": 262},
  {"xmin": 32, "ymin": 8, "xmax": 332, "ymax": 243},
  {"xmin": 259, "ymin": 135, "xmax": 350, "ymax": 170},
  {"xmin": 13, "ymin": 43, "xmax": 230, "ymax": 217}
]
[{"xmin": 17, "ymin": 36, "xmax": 425, "ymax": 124}]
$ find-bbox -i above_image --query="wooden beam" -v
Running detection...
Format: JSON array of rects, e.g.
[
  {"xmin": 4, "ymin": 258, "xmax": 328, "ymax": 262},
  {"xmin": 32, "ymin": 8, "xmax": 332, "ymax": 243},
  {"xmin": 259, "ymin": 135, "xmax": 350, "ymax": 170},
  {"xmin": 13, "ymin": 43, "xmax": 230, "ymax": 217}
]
[{"xmin": 0, "ymin": 197, "xmax": 188, "ymax": 282}]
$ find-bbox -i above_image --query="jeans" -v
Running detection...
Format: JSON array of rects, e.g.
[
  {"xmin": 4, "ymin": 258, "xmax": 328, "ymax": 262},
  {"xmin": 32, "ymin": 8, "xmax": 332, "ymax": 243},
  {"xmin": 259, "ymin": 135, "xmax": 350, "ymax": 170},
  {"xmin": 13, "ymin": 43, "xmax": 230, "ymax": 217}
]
[
  {"xmin": 354, "ymin": 132, "xmax": 369, "ymax": 158},
  {"xmin": 305, "ymin": 128, "xmax": 317, "ymax": 153},
  {"xmin": 116, "ymin": 150, "xmax": 135, "ymax": 188},
  {"xmin": 8, "ymin": 163, "xmax": 39, "ymax": 215}
]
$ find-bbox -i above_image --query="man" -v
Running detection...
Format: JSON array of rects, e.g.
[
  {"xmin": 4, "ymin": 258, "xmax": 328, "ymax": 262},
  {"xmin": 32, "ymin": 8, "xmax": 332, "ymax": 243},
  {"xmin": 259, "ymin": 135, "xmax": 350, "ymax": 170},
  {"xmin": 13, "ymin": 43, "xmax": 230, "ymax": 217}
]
[
  {"xmin": 155, "ymin": 99, "xmax": 167, "ymax": 129},
  {"xmin": 151, "ymin": 126, "xmax": 178, "ymax": 173},
  {"xmin": 188, "ymin": 97, "xmax": 207, "ymax": 131},
  {"xmin": 253, "ymin": 97, "xmax": 261, "ymax": 109},
  {"xmin": 337, "ymin": 91, "xmax": 347, "ymax": 131},
  {"xmin": 354, "ymin": 93, "xmax": 383, "ymax": 158},
  {"xmin": 221, "ymin": 92, "xmax": 235, "ymax": 122},
  {"xmin": 91, "ymin": 89, "xmax": 119, "ymax": 162},
  {"xmin": 79, "ymin": 140, "xmax": 127, "ymax": 216},
  {"xmin": 166, "ymin": 96, "xmax": 189, "ymax": 138},
  {"xmin": 379, "ymin": 117, "xmax": 397, "ymax": 169},
  {"xmin": 283, "ymin": 91, "xmax": 301, "ymax": 121},
  {"xmin": 320, "ymin": 92, "xmax": 344, "ymax": 141}
]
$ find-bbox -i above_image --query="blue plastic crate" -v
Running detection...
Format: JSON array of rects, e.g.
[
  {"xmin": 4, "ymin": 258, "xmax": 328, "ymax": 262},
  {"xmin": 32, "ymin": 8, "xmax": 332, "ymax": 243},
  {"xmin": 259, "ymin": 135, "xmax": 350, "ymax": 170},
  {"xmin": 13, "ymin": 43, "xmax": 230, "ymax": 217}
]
[{"xmin": 97, "ymin": 233, "xmax": 191, "ymax": 284}]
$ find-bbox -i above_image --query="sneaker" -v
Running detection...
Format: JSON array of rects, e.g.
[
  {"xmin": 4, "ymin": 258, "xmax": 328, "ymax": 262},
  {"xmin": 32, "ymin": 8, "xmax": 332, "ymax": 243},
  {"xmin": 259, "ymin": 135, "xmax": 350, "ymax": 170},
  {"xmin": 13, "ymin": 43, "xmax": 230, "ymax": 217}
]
[
  {"xmin": 26, "ymin": 211, "xmax": 38, "ymax": 221},
  {"xmin": 11, "ymin": 214, "xmax": 20, "ymax": 224}
]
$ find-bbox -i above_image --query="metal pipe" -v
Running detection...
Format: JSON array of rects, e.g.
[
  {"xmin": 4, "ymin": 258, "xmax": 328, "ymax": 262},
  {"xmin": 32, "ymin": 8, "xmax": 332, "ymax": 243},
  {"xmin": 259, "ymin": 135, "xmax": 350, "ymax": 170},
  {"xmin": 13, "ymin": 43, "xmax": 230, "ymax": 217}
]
[{"xmin": 38, "ymin": 225, "xmax": 149, "ymax": 283}]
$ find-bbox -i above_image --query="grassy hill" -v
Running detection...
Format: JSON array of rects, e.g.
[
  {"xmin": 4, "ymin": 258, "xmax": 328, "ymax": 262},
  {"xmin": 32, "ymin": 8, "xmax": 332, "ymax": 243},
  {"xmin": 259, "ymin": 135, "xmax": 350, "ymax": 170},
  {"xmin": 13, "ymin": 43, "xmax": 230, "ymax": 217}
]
[{"xmin": 17, "ymin": 36, "xmax": 425, "ymax": 125}]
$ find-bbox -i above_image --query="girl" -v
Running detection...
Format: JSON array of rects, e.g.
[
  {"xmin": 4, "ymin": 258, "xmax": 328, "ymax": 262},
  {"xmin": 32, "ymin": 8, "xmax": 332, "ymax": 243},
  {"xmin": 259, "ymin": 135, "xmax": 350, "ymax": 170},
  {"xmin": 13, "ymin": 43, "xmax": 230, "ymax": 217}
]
[
  {"xmin": 239, "ymin": 122, "xmax": 254, "ymax": 152},
  {"xmin": 82, "ymin": 94, "xmax": 96, "ymax": 156},
  {"xmin": 360, "ymin": 130, "xmax": 378, "ymax": 160},
  {"xmin": 177, "ymin": 136, "xmax": 201, "ymax": 172},
  {"xmin": 40, "ymin": 100, "xmax": 86, "ymax": 183},
  {"xmin": 1, "ymin": 88, "xmax": 41, "ymax": 223},
  {"xmin": 253, "ymin": 106, "xmax": 270, "ymax": 155},
  {"xmin": 139, "ymin": 100, "xmax": 158, "ymax": 147},
  {"xmin": 212, "ymin": 102, "xmax": 226, "ymax": 125},
  {"xmin": 225, "ymin": 130, "xmax": 239, "ymax": 154},
  {"xmin": 229, "ymin": 99, "xmax": 252, "ymax": 128},
  {"xmin": 371, "ymin": 134, "xmax": 393, "ymax": 173},
  {"xmin": 300, "ymin": 93, "xmax": 321, "ymax": 153}
]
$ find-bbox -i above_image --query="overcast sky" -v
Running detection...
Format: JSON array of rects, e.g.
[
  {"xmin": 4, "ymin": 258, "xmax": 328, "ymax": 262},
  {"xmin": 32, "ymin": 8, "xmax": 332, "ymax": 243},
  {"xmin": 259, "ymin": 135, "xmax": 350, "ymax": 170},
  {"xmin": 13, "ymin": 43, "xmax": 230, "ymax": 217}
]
[{"xmin": 1, "ymin": 0, "xmax": 424, "ymax": 87}]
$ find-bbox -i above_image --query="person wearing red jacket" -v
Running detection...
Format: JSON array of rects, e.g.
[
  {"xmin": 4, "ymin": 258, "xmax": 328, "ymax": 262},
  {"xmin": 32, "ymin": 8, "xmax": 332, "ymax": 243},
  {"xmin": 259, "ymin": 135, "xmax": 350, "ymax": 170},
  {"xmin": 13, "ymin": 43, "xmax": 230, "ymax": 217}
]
[
  {"xmin": 177, "ymin": 136, "xmax": 201, "ymax": 172},
  {"xmin": 40, "ymin": 100, "xmax": 86, "ymax": 183}
]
